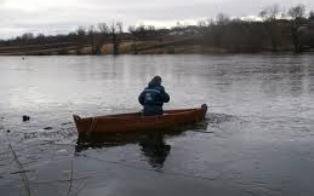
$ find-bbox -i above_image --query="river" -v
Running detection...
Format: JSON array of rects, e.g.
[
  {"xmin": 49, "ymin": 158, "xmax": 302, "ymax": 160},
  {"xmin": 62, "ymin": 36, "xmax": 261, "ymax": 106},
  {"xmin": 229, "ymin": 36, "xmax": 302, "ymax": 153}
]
[{"xmin": 1, "ymin": 54, "xmax": 314, "ymax": 196}]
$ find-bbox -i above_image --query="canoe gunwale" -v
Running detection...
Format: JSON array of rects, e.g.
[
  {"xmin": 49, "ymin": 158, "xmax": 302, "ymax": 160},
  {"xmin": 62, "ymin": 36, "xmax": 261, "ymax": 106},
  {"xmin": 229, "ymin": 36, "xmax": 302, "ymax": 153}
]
[{"xmin": 74, "ymin": 108, "xmax": 201, "ymax": 121}]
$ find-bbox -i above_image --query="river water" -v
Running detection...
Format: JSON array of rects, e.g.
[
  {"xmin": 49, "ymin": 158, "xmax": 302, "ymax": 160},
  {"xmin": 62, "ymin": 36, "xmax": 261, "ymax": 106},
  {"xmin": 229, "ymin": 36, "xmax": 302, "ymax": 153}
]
[{"xmin": 1, "ymin": 54, "xmax": 314, "ymax": 196}]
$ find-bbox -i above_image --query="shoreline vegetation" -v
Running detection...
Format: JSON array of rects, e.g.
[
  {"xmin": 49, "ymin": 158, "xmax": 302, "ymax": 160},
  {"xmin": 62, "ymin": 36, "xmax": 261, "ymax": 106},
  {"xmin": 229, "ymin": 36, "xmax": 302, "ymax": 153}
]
[{"xmin": 0, "ymin": 4, "xmax": 314, "ymax": 55}]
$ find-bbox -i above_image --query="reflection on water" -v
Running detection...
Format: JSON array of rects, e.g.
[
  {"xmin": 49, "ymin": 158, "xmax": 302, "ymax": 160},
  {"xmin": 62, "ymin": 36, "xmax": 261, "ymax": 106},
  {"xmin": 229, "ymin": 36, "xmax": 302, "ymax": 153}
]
[
  {"xmin": 76, "ymin": 131, "xmax": 173, "ymax": 169},
  {"xmin": 139, "ymin": 133, "xmax": 171, "ymax": 169},
  {"xmin": 75, "ymin": 121, "xmax": 209, "ymax": 169}
]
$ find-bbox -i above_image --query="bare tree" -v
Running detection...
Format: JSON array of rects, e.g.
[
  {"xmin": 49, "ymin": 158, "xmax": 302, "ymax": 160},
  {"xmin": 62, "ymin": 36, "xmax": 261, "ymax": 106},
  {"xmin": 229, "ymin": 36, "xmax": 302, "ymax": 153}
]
[
  {"xmin": 288, "ymin": 4, "xmax": 306, "ymax": 19},
  {"xmin": 88, "ymin": 25, "xmax": 96, "ymax": 54},
  {"xmin": 110, "ymin": 21, "xmax": 123, "ymax": 55},
  {"xmin": 259, "ymin": 10, "xmax": 268, "ymax": 21},
  {"xmin": 259, "ymin": 5, "xmax": 282, "ymax": 51},
  {"xmin": 95, "ymin": 23, "xmax": 110, "ymax": 54},
  {"xmin": 21, "ymin": 33, "xmax": 34, "ymax": 42},
  {"xmin": 76, "ymin": 26, "xmax": 86, "ymax": 37},
  {"xmin": 116, "ymin": 22, "xmax": 123, "ymax": 34},
  {"xmin": 287, "ymin": 5, "xmax": 307, "ymax": 53},
  {"xmin": 259, "ymin": 4, "xmax": 281, "ymax": 21},
  {"xmin": 197, "ymin": 20, "xmax": 207, "ymax": 27},
  {"xmin": 36, "ymin": 33, "xmax": 45, "ymax": 44},
  {"xmin": 268, "ymin": 4, "xmax": 280, "ymax": 20},
  {"xmin": 309, "ymin": 11, "xmax": 314, "ymax": 20},
  {"xmin": 216, "ymin": 13, "xmax": 230, "ymax": 25},
  {"xmin": 75, "ymin": 26, "xmax": 86, "ymax": 54},
  {"xmin": 98, "ymin": 23, "xmax": 109, "ymax": 35}
]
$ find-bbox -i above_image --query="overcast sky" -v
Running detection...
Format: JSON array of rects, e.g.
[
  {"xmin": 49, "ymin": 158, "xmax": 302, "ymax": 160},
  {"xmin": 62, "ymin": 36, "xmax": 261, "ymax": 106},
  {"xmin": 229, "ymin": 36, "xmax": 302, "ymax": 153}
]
[{"xmin": 0, "ymin": 0, "xmax": 314, "ymax": 39}]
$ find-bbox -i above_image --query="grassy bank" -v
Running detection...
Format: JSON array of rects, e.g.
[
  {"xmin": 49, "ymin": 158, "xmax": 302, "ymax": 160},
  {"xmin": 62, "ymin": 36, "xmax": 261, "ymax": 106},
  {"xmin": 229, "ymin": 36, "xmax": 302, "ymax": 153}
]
[{"xmin": 0, "ymin": 38, "xmax": 296, "ymax": 56}]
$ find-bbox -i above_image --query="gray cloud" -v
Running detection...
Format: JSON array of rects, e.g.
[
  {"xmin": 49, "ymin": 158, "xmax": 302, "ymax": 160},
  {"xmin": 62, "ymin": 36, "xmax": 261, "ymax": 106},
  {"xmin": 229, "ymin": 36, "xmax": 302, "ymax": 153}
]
[{"xmin": 0, "ymin": 0, "xmax": 314, "ymax": 39}]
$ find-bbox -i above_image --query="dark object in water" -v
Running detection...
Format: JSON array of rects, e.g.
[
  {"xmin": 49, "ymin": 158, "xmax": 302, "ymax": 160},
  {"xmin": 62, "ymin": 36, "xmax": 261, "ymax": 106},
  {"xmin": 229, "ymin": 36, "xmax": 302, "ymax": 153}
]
[
  {"xmin": 73, "ymin": 104, "xmax": 207, "ymax": 135},
  {"xmin": 10, "ymin": 169, "xmax": 33, "ymax": 175},
  {"xmin": 7, "ymin": 130, "xmax": 10, "ymax": 133},
  {"xmin": 44, "ymin": 127, "xmax": 53, "ymax": 130},
  {"xmin": 22, "ymin": 115, "xmax": 30, "ymax": 122}
]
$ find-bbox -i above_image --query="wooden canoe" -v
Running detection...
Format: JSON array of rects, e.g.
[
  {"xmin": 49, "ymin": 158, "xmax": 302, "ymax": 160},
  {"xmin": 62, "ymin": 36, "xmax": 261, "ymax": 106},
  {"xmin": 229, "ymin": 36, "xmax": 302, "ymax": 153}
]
[{"xmin": 73, "ymin": 104, "xmax": 207, "ymax": 135}]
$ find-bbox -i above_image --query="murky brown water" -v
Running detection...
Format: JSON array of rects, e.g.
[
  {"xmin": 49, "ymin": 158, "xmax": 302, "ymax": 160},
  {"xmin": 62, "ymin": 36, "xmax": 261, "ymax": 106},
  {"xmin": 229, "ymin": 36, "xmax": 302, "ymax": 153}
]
[{"xmin": 1, "ymin": 54, "xmax": 314, "ymax": 196}]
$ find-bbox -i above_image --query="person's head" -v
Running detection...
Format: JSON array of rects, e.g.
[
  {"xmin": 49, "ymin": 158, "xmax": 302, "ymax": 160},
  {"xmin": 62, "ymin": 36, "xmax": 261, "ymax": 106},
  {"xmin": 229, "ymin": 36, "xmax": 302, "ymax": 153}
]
[{"xmin": 149, "ymin": 75, "xmax": 162, "ymax": 86}]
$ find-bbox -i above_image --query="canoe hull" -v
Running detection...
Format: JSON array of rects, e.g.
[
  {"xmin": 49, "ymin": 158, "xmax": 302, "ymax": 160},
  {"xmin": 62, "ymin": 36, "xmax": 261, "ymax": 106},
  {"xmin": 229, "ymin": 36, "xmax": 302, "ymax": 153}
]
[{"xmin": 73, "ymin": 104, "xmax": 207, "ymax": 135}]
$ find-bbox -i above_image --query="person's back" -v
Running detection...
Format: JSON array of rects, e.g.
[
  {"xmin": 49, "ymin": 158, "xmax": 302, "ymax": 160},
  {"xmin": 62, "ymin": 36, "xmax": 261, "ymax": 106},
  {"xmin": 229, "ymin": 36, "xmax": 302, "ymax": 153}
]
[{"xmin": 138, "ymin": 76, "xmax": 170, "ymax": 116}]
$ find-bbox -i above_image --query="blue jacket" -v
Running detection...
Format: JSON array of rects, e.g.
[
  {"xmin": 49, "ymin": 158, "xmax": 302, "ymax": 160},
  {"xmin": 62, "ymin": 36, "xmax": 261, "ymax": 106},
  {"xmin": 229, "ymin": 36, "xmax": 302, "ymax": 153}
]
[{"xmin": 139, "ymin": 81, "xmax": 170, "ymax": 115}]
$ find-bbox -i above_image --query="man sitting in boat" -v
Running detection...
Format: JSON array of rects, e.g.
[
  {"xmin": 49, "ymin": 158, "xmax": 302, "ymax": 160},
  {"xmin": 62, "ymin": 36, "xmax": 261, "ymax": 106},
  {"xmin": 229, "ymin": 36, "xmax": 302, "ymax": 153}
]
[{"xmin": 139, "ymin": 76, "xmax": 170, "ymax": 116}]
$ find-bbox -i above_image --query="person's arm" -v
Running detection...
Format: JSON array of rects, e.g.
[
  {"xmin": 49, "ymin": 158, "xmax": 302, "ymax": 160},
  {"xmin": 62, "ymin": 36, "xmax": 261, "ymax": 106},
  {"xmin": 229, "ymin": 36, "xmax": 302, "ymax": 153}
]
[
  {"xmin": 161, "ymin": 87, "xmax": 170, "ymax": 103},
  {"xmin": 138, "ymin": 90, "xmax": 145, "ymax": 105}
]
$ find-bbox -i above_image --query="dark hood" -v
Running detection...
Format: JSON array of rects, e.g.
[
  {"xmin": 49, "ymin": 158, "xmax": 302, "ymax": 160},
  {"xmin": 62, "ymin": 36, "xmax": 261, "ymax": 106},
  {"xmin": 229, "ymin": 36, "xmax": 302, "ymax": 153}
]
[
  {"xmin": 148, "ymin": 80, "xmax": 161, "ymax": 88},
  {"xmin": 148, "ymin": 76, "xmax": 162, "ymax": 88}
]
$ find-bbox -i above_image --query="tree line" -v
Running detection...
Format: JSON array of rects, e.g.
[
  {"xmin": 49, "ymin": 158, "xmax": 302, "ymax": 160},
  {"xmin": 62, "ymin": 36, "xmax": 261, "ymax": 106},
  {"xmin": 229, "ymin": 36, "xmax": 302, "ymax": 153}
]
[
  {"xmin": 199, "ymin": 4, "xmax": 314, "ymax": 53},
  {"xmin": 0, "ymin": 4, "xmax": 314, "ymax": 54}
]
